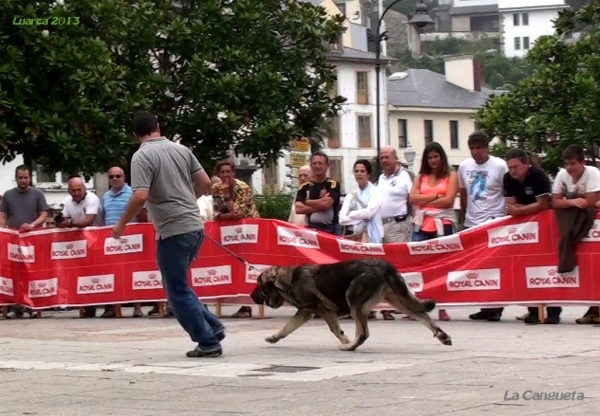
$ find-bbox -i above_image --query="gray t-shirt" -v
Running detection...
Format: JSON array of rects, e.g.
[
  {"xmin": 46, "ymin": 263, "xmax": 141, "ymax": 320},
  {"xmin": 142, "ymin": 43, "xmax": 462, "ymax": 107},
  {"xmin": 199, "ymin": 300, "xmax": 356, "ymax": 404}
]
[
  {"xmin": 131, "ymin": 137, "xmax": 203, "ymax": 239},
  {"xmin": 0, "ymin": 187, "xmax": 49, "ymax": 229}
]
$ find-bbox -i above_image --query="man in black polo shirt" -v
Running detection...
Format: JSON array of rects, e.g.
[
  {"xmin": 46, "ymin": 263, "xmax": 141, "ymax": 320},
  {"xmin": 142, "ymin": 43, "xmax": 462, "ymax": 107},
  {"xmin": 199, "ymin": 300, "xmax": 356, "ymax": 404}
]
[
  {"xmin": 503, "ymin": 149, "xmax": 560, "ymax": 324},
  {"xmin": 295, "ymin": 151, "xmax": 341, "ymax": 235}
]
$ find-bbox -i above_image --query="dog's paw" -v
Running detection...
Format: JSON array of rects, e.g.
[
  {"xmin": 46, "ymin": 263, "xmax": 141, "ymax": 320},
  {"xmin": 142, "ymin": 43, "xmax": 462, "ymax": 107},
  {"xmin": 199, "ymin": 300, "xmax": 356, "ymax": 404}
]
[
  {"xmin": 265, "ymin": 335, "xmax": 281, "ymax": 344},
  {"xmin": 338, "ymin": 342, "xmax": 357, "ymax": 352},
  {"xmin": 339, "ymin": 335, "xmax": 350, "ymax": 344},
  {"xmin": 435, "ymin": 332, "xmax": 452, "ymax": 346}
]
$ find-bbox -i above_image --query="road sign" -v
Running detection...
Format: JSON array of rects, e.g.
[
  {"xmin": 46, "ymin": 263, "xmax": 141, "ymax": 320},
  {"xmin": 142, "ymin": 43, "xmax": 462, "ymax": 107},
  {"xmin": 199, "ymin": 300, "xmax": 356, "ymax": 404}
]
[
  {"xmin": 290, "ymin": 152, "xmax": 308, "ymax": 168},
  {"xmin": 289, "ymin": 138, "xmax": 310, "ymax": 153}
]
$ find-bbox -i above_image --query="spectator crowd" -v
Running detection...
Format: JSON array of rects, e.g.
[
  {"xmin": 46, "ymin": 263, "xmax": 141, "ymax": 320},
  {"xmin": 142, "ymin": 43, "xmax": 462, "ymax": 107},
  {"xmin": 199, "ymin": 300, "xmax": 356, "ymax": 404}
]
[{"xmin": 2, "ymin": 132, "xmax": 600, "ymax": 326}]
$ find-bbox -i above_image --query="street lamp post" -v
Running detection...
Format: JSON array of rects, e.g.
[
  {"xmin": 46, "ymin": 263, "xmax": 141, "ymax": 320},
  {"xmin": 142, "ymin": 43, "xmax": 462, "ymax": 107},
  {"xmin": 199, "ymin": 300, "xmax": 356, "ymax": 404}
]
[{"xmin": 374, "ymin": 0, "xmax": 434, "ymax": 175}]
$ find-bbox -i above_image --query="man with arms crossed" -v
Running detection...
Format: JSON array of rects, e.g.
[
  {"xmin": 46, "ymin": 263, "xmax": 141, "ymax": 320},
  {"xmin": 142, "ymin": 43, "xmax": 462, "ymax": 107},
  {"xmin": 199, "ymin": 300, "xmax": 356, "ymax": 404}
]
[
  {"xmin": 295, "ymin": 151, "xmax": 341, "ymax": 235},
  {"xmin": 503, "ymin": 149, "xmax": 560, "ymax": 324},
  {"xmin": 458, "ymin": 132, "xmax": 508, "ymax": 322},
  {"xmin": 112, "ymin": 112, "xmax": 225, "ymax": 358},
  {"xmin": 551, "ymin": 144, "xmax": 600, "ymax": 325}
]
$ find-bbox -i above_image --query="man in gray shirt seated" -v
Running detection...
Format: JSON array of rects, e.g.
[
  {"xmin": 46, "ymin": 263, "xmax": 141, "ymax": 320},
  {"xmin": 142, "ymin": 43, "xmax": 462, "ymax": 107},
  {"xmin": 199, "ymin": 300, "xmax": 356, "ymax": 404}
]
[{"xmin": 112, "ymin": 111, "xmax": 224, "ymax": 358}]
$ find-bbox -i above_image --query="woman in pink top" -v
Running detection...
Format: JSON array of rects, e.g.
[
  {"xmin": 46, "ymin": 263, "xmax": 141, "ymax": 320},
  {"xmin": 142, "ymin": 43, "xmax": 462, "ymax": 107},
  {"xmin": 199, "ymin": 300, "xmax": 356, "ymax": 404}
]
[{"xmin": 408, "ymin": 142, "xmax": 459, "ymax": 321}]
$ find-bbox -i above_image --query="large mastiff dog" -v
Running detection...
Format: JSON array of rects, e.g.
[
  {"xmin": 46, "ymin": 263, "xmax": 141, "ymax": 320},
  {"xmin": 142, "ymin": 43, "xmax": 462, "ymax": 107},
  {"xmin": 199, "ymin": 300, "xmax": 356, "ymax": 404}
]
[{"xmin": 250, "ymin": 258, "xmax": 452, "ymax": 351}]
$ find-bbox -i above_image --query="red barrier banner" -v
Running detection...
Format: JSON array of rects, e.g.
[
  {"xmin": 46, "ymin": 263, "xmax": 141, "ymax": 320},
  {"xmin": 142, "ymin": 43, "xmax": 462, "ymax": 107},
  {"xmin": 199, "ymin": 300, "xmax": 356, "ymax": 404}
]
[{"xmin": 1, "ymin": 210, "xmax": 600, "ymax": 309}]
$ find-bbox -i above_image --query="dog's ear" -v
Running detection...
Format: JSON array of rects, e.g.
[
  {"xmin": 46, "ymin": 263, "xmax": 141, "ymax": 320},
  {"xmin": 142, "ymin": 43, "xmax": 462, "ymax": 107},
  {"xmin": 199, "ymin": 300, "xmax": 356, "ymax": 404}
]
[
  {"xmin": 274, "ymin": 280, "xmax": 286, "ymax": 292},
  {"xmin": 264, "ymin": 267, "xmax": 279, "ymax": 283}
]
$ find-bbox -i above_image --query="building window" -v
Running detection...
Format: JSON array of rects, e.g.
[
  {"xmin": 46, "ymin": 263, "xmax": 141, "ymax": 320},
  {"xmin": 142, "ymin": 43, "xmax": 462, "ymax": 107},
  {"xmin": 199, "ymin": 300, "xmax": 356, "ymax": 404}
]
[
  {"xmin": 522, "ymin": 13, "xmax": 529, "ymax": 26},
  {"xmin": 329, "ymin": 156, "xmax": 344, "ymax": 192},
  {"xmin": 358, "ymin": 115, "xmax": 372, "ymax": 148},
  {"xmin": 327, "ymin": 115, "xmax": 341, "ymax": 148},
  {"xmin": 449, "ymin": 120, "xmax": 459, "ymax": 149},
  {"xmin": 398, "ymin": 119, "xmax": 408, "ymax": 148},
  {"xmin": 513, "ymin": 13, "xmax": 519, "ymax": 26},
  {"xmin": 356, "ymin": 71, "xmax": 369, "ymax": 105},
  {"xmin": 523, "ymin": 36, "xmax": 530, "ymax": 50},
  {"xmin": 334, "ymin": 2, "xmax": 346, "ymax": 16},
  {"xmin": 514, "ymin": 37, "xmax": 521, "ymax": 50},
  {"xmin": 31, "ymin": 160, "xmax": 56, "ymax": 183},
  {"xmin": 424, "ymin": 120, "xmax": 433, "ymax": 144}
]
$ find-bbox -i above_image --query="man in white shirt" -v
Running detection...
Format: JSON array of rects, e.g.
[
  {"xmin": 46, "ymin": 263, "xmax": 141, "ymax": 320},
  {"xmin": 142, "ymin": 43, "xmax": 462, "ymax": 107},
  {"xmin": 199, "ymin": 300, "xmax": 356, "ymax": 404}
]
[
  {"xmin": 552, "ymin": 144, "xmax": 600, "ymax": 325},
  {"xmin": 376, "ymin": 146, "xmax": 414, "ymax": 320},
  {"xmin": 457, "ymin": 132, "xmax": 508, "ymax": 322},
  {"xmin": 56, "ymin": 177, "xmax": 102, "ymax": 228},
  {"xmin": 377, "ymin": 146, "xmax": 414, "ymax": 243}
]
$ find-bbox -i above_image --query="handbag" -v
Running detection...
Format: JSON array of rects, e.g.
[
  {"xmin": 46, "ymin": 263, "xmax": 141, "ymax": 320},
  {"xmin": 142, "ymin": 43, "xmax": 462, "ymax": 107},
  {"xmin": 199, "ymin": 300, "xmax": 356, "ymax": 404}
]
[{"xmin": 342, "ymin": 191, "xmax": 370, "ymax": 243}]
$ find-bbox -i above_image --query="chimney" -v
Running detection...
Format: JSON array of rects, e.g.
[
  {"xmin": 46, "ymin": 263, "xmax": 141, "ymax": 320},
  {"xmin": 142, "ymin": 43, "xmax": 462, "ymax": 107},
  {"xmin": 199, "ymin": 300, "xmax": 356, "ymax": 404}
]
[{"xmin": 444, "ymin": 55, "xmax": 482, "ymax": 92}]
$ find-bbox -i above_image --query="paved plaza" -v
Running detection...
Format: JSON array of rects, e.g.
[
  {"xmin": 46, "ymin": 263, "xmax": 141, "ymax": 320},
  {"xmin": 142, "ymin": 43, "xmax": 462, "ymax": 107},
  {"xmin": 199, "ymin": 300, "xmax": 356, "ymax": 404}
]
[{"xmin": 1, "ymin": 305, "xmax": 599, "ymax": 415}]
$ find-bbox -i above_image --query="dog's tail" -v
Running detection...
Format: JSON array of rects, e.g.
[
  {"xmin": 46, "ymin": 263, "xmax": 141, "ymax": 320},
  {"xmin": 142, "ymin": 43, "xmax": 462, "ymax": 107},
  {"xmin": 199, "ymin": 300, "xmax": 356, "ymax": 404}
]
[{"xmin": 387, "ymin": 264, "xmax": 436, "ymax": 313}]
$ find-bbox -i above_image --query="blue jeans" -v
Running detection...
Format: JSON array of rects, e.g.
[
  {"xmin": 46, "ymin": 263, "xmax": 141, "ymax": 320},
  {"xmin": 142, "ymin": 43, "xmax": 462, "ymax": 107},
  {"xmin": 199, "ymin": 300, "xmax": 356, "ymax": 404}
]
[
  {"xmin": 156, "ymin": 230, "xmax": 223, "ymax": 352},
  {"xmin": 411, "ymin": 224, "xmax": 454, "ymax": 242}
]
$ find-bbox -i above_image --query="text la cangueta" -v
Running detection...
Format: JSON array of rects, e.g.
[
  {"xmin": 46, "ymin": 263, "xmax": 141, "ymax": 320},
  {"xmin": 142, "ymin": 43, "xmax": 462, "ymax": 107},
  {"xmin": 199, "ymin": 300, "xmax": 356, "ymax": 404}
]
[{"xmin": 13, "ymin": 16, "xmax": 80, "ymax": 26}]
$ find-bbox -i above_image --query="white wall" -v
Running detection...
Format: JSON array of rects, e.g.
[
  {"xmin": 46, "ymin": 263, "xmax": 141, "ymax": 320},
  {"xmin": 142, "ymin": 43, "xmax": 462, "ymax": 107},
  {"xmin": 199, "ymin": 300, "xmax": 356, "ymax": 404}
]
[
  {"xmin": 499, "ymin": 0, "xmax": 564, "ymax": 8},
  {"xmin": 336, "ymin": 61, "xmax": 388, "ymax": 150},
  {"xmin": 499, "ymin": 0, "xmax": 566, "ymax": 59},
  {"xmin": 388, "ymin": 109, "xmax": 483, "ymax": 171},
  {"xmin": 454, "ymin": 0, "xmax": 499, "ymax": 8}
]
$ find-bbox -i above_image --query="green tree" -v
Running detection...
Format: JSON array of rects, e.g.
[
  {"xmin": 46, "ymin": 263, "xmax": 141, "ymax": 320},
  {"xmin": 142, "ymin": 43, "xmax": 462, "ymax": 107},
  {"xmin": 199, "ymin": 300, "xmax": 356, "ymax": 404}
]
[
  {"xmin": 475, "ymin": 0, "xmax": 600, "ymax": 174},
  {"xmin": 0, "ymin": 0, "xmax": 345, "ymax": 178}
]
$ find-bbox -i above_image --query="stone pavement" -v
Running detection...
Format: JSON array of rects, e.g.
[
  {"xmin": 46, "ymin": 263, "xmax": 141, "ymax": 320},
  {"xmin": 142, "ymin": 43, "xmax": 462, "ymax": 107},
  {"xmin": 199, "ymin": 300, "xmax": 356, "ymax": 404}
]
[{"xmin": 1, "ymin": 305, "xmax": 599, "ymax": 416}]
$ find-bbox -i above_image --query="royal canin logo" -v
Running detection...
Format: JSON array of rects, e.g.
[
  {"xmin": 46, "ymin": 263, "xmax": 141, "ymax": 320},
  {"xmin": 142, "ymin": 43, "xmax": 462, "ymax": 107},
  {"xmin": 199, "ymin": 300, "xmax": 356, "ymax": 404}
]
[
  {"xmin": 92, "ymin": 278, "xmax": 100, "ymax": 284},
  {"xmin": 208, "ymin": 269, "xmax": 217, "ymax": 276},
  {"xmin": 508, "ymin": 227, "xmax": 517, "ymax": 234},
  {"xmin": 466, "ymin": 272, "xmax": 478, "ymax": 280},
  {"xmin": 120, "ymin": 238, "xmax": 128, "ymax": 244},
  {"xmin": 38, "ymin": 282, "xmax": 47, "ymax": 288},
  {"xmin": 593, "ymin": 223, "xmax": 598, "ymax": 230},
  {"xmin": 235, "ymin": 227, "xmax": 243, "ymax": 233},
  {"xmin": 1, "ymin": 278, "xmax": 7, "ymax": 285},
  {"xmin": 149, "ymin": 273, "xmax": 157, "ymax": 280},
  {"xmin": 294, "ymin": 231, "xmax": 302, "ymax": 237},
  {"xmin": 548, "ymin": 269, "xmax": 557, "ymax": 277},
  {"xmin": 17, "ymin": 246, "xmax": 23, "ymax": 253},
  {"xmin": 66, "ymin": 243, "xmax": 74, "ymax": 249}
]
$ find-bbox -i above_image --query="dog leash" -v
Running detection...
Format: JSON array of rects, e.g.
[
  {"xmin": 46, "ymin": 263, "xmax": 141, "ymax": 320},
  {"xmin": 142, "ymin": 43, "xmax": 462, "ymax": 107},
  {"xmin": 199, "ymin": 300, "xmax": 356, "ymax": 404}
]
[{"xmin": 205, "ymin": 234, "xmax": 265, "ymax": 273}]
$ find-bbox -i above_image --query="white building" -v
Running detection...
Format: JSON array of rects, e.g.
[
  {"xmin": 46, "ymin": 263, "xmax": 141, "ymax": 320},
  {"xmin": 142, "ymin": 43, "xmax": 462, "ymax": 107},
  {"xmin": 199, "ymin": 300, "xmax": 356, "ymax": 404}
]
[
  {"xmin": 264, "ymin": 0, "xmax": 395, "ymax": 195},
  {"xmin": 499, "ymin": 0, "xmax": 568, "ymax": 58},
  {"xmin": 387, "ymin": 55, "xmax": 501, "ymax": 171}
]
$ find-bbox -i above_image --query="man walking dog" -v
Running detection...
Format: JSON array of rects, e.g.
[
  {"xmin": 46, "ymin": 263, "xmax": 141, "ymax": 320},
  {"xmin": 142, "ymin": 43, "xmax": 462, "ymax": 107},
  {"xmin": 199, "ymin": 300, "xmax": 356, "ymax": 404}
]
[{"xmin": 112, "ymin": 111, "xmax": 225, "ymax": 358}]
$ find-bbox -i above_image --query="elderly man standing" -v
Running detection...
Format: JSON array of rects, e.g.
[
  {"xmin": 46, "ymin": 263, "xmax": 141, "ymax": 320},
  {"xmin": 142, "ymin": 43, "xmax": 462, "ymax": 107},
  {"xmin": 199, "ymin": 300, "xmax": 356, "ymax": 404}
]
[
  {"xmin": 98, "ymin": 167, "xmax": 145, "ymax": 319},
  {"xmin": 375, "ymin": 146, "xmax": 414, "ymax": 320},
  {"xmin": 288, "ymin": 164, "xmax": 312, "ymax": 226},
  {"xmin": 376, "ymin": 146, "xmax": 414, "ymax": 243}
]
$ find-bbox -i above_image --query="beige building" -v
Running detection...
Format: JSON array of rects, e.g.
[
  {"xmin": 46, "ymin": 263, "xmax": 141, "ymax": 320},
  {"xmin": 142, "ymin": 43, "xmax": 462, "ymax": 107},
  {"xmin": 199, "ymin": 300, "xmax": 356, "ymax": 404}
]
[{"xmin": 387, "ymin": 55, "xmax": 501, "ymax": 172}]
